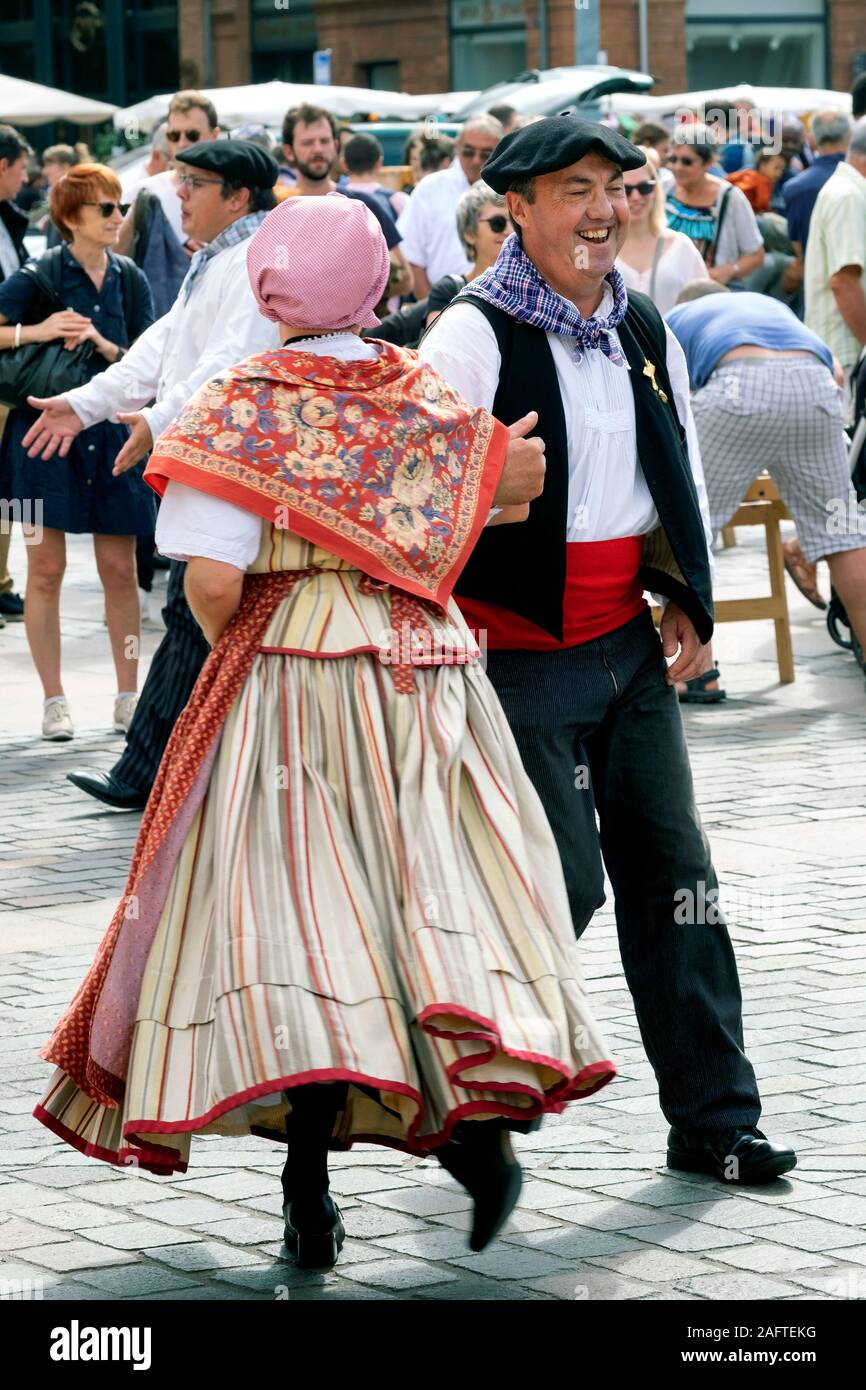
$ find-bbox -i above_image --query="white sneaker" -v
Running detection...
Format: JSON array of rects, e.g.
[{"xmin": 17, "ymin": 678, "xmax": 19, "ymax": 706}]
[
  {"xmin": 113, "ymin": 694, "xmax": 138, "ymax": 733},
  {"xmin": 139, "ymin": 589, "xmax": 152, "ymax": 623},
  {"xmin": 42, "ymin": 698, "xmax": 74, "ymax": 741}
]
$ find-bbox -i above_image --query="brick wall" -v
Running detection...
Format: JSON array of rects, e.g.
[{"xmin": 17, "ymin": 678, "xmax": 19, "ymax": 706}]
[
  {"xmin": 316, "ymin": 0, "xmax": 452, "ymax": 94},
  {"xmin": 829, "ymin": 0, "xmax": 866, "ymax": 92},
  {"xmin": 541, "ymin": 0, "xmax": 687, "ymax": 95},
  {"xmin": 178, "ymin": 0, "xmax": 251, "ymax": 91}
]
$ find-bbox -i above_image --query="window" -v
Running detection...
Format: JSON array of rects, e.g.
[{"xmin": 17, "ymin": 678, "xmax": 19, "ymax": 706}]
[
  {"xmin": 366, "ymin": 62, "xmax": 401, "ymax": 92},
  {"xmin": 450, "ymin": 0, "xmax": 527, "ymax": 91},
  {"xmin": 251, "ymin": 0, "xmax": 317, "ymax": 84},
  {"xmin": 685, "ymin": 0, "xmax": 827, "ymax": 90}
]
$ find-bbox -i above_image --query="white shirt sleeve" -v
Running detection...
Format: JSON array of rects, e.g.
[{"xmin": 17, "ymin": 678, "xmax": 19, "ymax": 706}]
[
  {"xmin": 396, "ymin": 181, "xmax": 430, "ymax": 269},
  {"xmin": 664, "ymin": 322, "xmax": 715, "ymax": 566},
  {"xmin": 155, "ymin": 479, "xmax": 264, "ymax": 569},
  {"xmin": 417, "ymin": 301, "xmax": 502, "ymax": 410},
  {"xmin": 64, "ymin": 308, "xmax": 175, "ymax": 427},
  {"xmin": 142, "ymin": 264, "xmax": 279, "ymax": 444},
  {"xmin": 419, "ymin": 302, "xmax": 504, "ymax": 523}
]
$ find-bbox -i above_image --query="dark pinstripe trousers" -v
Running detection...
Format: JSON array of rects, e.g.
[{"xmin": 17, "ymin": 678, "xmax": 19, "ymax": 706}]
[
  {"xmin": 484, "ymin": 607, "xmax": 761, "ymax": 1133},
  {"xmin": 112, "ymin": 560, "xmax": 210, "ymax": 793}
]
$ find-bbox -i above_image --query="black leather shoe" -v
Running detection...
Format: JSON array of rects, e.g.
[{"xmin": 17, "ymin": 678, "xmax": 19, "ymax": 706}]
[
  {"xmin": 66, "ymin": 769, "xmax": 149, "ymax": 811},
  {"xmin": 667, "ymin": 1126, "xmax": 797, "ymax": 1184},
  {"xmin": 283, "ymin": 1193, "xmax": 345, "ymax": 1269},
  {"xmin": 0, "ymin": 591, "xmax": 24, "ymax": 621},
  {"xmin": 436, "ymin": 1120, "xmax": 523, "ymax": 1251}
]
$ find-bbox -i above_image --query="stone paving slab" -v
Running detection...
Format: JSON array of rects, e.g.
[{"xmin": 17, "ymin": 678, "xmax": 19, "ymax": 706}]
[{"xmin": 1, "ymin": 530, "xmax": 864, "ymax": 1301}]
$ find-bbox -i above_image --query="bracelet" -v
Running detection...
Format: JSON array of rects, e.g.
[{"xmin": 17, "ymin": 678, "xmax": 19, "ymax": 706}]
[
  {"xmin": 114, "ymin": 346, "xmax": 126, "ymax": 363},
  {"xmin": 13, "ymin": 323, "xmax": 21, "ymax": 348}
]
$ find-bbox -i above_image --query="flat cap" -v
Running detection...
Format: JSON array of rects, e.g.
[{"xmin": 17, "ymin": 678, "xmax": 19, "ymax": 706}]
[
  {"xmin": 482, "ymin": 114, "xmax": 646, "ymax": 193},
  {"xmin": 175, "ymin": 138, "xmax": 279, "ymax": 189}
]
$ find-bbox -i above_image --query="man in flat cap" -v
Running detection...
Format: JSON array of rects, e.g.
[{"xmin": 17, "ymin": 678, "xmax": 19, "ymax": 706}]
[
  {"xmin": 23, "ymin": 140, "xmax": 282, "ymax": 810},
  {"xmin": 420, "ymin": 115, "xmax": 796, "ymax": 1184}
]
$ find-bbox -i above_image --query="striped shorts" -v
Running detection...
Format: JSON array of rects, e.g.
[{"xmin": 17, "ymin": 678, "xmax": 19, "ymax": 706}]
[{"xmin": 691, "ymin": 358, "xmax": 865, "ymax": 563}]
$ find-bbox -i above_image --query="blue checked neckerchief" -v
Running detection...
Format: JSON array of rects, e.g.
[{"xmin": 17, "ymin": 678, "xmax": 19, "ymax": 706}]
[
  {"xmin": 181, "ymin": 211, "xmax": 267, "ymax": 304},
  {"xmin": 458, "ymin": 232, "xmax": 628, "ymax": 367}
]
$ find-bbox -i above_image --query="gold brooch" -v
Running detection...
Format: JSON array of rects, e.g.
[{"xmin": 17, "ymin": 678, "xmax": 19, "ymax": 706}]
[{"xmin": 642, "ymin": 358, "xmax": 669, "ymax": 404}]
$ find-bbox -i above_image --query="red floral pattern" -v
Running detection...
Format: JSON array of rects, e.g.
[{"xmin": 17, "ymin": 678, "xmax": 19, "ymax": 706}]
[{"xmin": 144, "ymin": 341, "xmax": 508, "ymax": 613}]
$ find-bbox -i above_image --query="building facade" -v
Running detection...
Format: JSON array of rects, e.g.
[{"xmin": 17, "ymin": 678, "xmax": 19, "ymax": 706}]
[{"xmin": 1, "ymin": 0, "xmax": 864, "ymax": 109}]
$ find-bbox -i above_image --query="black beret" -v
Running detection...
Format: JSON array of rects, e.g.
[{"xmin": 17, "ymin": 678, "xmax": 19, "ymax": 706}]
[
  {"xmin": 175, "ymin": 138, "xmax": 279, "ymax": 189},
  {"xmin": 482, "ymin": 115, "xmax": 647, "ymax": 193}
]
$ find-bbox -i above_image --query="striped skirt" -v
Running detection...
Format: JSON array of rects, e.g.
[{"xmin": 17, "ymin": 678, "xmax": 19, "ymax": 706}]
[{"xmin": 35, "ymin": 570, "xmax": 615, "ymax": 1174}]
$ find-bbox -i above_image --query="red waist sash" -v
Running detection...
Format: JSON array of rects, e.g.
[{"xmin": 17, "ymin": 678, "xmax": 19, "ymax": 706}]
[{"xmin": 456, "ymin": 536, "xmax": 647, "ymax": 650}]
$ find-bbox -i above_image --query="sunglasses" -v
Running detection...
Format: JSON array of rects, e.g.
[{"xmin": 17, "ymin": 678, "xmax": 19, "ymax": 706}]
[
  {"xmin": 667, "ymin": 154, "xmax": 699, "ymax": 166},
  {"xmin": 83, "ymin": 201, "xmax": 130, "ymax": 217},
  {"xmin": 166, "ymin": 129, "xmax": 202, "ymax": 143},
  {"xmin": 478, "ymin": 214, "xmax": 511, "ymax": 233},
  {"xmin": 176, "ymin": 173, "xmax": 225, "ymax": 191},
  {"xmin": 625, "ymin": 182, "xmax": 656, "ymax": 197}
]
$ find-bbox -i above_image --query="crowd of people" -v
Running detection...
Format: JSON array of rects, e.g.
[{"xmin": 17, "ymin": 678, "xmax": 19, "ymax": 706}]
[{"xmin": 0, "ymin": 74, "xmax": 864, "ymax": 1269}]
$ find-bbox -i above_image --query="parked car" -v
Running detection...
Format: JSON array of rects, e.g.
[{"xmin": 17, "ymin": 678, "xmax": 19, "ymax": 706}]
[
  {"xmin": 449, "ymin": 65, "xmax": 654, "ymax": 122},
  {"xmin": 348, "ymin": 119, "xmax": 461, "ymax": 168}
]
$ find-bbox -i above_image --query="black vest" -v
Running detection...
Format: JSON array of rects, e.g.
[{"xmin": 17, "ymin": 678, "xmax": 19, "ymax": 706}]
[{"xmin": 438, "ymin": 290, "xmax": 714, "ymax": 644}]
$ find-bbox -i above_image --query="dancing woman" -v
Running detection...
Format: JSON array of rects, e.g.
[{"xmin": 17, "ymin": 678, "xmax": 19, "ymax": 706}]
[{"xmin": 33, "ymin": 194, "xmax": 615, "ymax": 1268}]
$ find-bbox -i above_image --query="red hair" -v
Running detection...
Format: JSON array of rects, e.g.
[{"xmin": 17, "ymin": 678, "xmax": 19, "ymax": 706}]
[{"xmin": 50, "ymin": 163, "xmax": 123, "ymax": 241}]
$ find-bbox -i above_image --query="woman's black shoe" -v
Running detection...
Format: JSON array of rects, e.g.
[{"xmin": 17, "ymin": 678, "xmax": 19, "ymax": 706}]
[
  {"xmin": 436, "ymin": 1119, "xmax": 523, "ymax": 1252},
  {"xmin": 283, "ymin": 1192, "xmax": 345, "ymax": 1269}
]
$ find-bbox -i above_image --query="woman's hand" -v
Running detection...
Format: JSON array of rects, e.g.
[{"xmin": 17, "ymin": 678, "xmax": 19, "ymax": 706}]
[
  {"xmin": 59, "ymin": 320, "xmax": 117, "ymax": 359},
  {"xmin": 31, "ymin": 310, "xmax": 92, "ymax": 343}
]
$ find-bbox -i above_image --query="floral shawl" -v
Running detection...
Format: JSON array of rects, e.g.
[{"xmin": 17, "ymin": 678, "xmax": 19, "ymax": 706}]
[{"xmin": 144, "ymin": 340, "xmax": 508, "ymax": 612}]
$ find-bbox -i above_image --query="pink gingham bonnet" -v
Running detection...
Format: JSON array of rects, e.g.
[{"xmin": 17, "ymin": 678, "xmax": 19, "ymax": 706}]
[{"xmin": 246, "ymin": 191, "xmax": 391, "ymax": 331}]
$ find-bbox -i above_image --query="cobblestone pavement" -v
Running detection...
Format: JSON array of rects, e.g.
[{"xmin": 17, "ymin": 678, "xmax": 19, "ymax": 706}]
[{"xmin": 1, "ymin": 530, "xmax": 865, "ymax": 1302}]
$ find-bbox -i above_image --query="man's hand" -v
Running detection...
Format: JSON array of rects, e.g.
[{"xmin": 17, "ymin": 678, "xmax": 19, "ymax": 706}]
[
  {"xmin": 113, "ymin": 413, "xmax": 153, "ymax": 475},
  {"xmin": 22, "ymin": 394, "xmax": 86, "ymax": 459},
  {"xmin": 494, "ymin": 410, "xmax": 546, "ymax": 506},
  {"xmin": 660, "ymin": 602, "xmax": 710, "ymax": 685}
]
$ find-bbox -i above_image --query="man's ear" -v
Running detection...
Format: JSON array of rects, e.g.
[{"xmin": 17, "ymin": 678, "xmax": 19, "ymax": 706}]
[{"xmin": 505, "ymin": 188, "xmax": 526, "ymax": 233}]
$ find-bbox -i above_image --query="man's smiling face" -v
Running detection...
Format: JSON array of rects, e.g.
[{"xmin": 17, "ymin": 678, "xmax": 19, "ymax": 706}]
[{"xmin": 506, "ymin": 151, "xmax": 631, "ymax": 303}]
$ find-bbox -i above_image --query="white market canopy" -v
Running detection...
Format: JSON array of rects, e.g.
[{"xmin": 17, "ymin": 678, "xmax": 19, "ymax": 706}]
[
  {"xmin": 606, "ymin": 84, "xmax": 853, "ymax": 121},
  {"xmin": 113, "ymin": 81, "xmax": 477, "ymax": 134},
  {"xmin": 0, "ymin": 73, "xmax": 117, "ymax": 126}
]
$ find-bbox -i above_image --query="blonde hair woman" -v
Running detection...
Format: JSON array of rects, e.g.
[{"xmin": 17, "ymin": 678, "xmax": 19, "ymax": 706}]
[{"xmin": 616, "ymin": 159, "xmax": 709, "ymax": 315}]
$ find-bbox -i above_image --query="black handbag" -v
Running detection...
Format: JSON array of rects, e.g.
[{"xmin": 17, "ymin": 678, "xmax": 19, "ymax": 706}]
[{"xmin": 0, "ymin": 248, "xmax": 99, "ymax": 409}]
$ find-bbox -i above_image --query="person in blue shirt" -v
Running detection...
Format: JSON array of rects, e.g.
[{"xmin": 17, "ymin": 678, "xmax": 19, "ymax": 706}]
[
  {"xmin": 0, "ymin": 163, "xmax": 154, "ymax": 742},
  {"xmin": 785, "ymin": 109, "xmax": 851, "ymax": 255},
  {"xmin": 667, "ymin": 281, "xmax": 866, "ymax": 701}
]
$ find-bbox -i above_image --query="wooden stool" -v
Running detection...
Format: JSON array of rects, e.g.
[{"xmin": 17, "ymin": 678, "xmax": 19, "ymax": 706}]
[{"xmin": 653, "ymin": 472, "xmax": 795, "ymax": 683}]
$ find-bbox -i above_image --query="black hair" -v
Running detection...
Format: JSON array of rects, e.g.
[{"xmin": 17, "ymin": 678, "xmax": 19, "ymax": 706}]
[
  {"xmin": 343, "ymin": 133, "xmax": 383, "ymax": 175},
  {"xmin": 219, "ymin": 181, "xmax": 277, "ymax": 213},
  {"xmin": 0, "ymin": 124, "xmax": 32, "ymax": 168}
]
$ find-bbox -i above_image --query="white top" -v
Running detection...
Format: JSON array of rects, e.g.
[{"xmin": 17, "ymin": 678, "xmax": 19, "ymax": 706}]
[
  {"xmin": 418, "ymin": 282, "xmax": 713, "ymax": 553},
  {"xmin": 805, "ymin": 160, "xmax": 866, "ymax": 371},
  {"xmin": 131, "ymin": 169, "xmax": 185, "ymax": 246},
  {"xmin": 155, "ymin": 333, "xmax": 379, "ymax": 569},
  {"xmin": 396, "ymin": 159, "xmax": 472, "ymax": 284},
  {"xmin": 616, "ymin": 231, "xmax": 709, "ymax": 316},
  {"xmin": 64, "ymin": 235, "xmax": 280, "ymax": 446},
  {"xmin": 0, "ymin": 219, "xmax": 20, "ymax": 280}
]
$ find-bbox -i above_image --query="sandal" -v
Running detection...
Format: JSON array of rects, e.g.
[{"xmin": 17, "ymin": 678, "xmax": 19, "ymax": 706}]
[
  {"xmin": 783, "ymin": 539, "xmax": 826, "ymax": 610},
  {"xmin": 678, "ymin": 668, "xmax": 727, "ymax": 704}
]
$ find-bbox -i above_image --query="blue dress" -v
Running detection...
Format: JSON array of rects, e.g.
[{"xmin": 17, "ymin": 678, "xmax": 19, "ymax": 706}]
[{"xmin": 0, "ymin": 245, "xmax": 157, "ymax": 536}]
